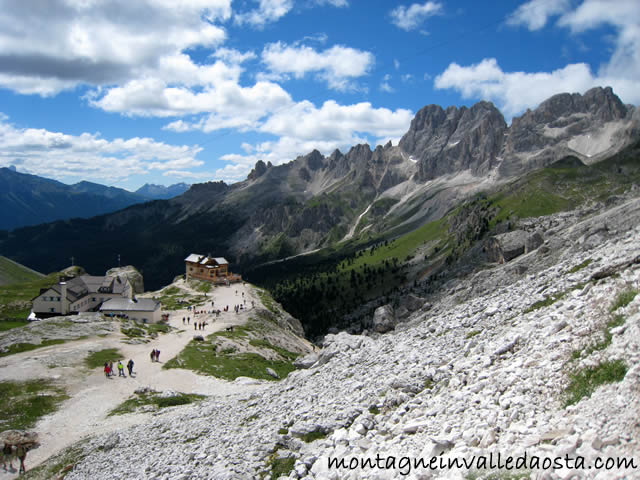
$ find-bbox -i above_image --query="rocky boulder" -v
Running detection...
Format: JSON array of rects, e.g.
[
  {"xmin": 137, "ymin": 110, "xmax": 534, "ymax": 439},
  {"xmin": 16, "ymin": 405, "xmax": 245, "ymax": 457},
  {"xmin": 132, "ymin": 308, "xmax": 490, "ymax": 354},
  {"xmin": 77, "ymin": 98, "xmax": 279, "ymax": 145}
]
[
  {"xmin": 486, "ymin": 230, "xmax": 546, "ymax": 263},
  {"xmin": 372, "ymin": 304, "xmax": 396, "ymax": 333},
  {"xmin": 485, "ymin": 230, "xmax": 528, "ymax": 263},
  {"xmin": 525, "ymin": 231, "xmax": 544, "ymax": 252},
  {"xmin": 106, "ymin": 265, "xmax": 144, "ymax": 293}
]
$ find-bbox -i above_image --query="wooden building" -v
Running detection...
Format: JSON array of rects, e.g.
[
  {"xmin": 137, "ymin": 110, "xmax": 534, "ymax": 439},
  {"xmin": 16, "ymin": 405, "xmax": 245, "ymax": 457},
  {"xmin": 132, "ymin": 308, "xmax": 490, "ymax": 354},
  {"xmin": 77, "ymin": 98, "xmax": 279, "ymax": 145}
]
[{"xmin": 184, "ymin": 253, "xmax": 241, "ymax": 284}]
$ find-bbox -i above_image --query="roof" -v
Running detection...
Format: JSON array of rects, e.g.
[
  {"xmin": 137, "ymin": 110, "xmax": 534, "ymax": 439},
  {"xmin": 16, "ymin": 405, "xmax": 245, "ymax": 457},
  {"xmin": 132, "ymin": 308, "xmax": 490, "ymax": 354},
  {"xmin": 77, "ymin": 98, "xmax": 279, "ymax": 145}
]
[
  {"xmin": 184, "ymin": 253, "xmax": 228, "ymax": 265},
  {"xmin": 36, "ymin": 275, "xmax": 131, "ymax": 302},
  {"xmin": 100, "ymin": 297, "xmax": 160, "ymax": 312}
]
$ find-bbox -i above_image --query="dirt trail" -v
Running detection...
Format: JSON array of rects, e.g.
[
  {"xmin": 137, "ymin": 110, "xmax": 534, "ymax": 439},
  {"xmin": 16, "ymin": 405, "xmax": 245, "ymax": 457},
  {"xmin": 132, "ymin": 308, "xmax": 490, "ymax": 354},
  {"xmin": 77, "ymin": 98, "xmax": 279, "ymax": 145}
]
[{"xmin": 0, "ymin": 282, "xmax": 265, "ymax": 479}]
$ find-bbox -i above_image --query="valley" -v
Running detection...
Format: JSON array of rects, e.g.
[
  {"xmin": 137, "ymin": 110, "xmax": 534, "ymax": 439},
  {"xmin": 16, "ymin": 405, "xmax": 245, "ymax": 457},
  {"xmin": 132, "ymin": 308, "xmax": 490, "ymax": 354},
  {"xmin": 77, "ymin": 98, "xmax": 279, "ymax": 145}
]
[
  {"xmin": 0, "ymin": 87, "xmax": 638, "ymax": 479},
  {"xmin": 1, "ymin": 188, "xmax": 636, "ymax": 479}
]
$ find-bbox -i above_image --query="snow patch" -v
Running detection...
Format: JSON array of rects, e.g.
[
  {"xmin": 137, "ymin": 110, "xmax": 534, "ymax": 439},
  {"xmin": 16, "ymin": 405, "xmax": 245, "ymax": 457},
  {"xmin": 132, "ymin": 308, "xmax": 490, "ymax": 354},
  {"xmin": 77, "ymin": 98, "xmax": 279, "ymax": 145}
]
[{"xmin": 567, "ymin": 121, "xmax": 623, "ymax": 159}]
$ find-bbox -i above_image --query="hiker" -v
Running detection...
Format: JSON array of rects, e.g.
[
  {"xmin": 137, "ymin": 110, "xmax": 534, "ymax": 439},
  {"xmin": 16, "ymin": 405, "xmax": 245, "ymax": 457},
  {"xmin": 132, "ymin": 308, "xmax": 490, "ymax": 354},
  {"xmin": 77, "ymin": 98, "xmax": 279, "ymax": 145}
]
[
  {"xmin": 16, "ymin": 444, "xmax": 27, "ymax": 474},
  {"xmin": 104, "ymin": 362, "xmax": 110, "ymax": 378},
  {"xmin": 2, "ymin": 443, "xmax": 13, "ymax": 471},
  {"xmin": 127, "ymin": 359, "xmax": 134, "ymax": 376},
  {"xmin": 194, "ymin": 322, "xmax": 197, "ymax": 330},
  {"xmin": 109, "ymin": 361, "xmax": 114, "ymax": 376},
  {"xmin": 156, "ymin": 349, "xmax": 160, "ymax": 362},
  {"xmin": 150, "ymin": 349, "xmax": 155, "ymax": 362},
  {"xmin": 118, "ymin": 360, "xmax": 126, "ymax": 377},
  {"xmin": 182, "ymin": 317, "xmax": 185, "ymax": 324}
]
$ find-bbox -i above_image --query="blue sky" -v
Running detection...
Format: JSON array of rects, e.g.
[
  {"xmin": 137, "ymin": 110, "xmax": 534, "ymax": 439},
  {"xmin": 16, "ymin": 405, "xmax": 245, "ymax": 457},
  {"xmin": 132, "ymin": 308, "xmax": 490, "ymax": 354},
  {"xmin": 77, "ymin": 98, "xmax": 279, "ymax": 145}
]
[{"xmin": 0, "ymin": 0, "xmax": 638, "ymax": 191}]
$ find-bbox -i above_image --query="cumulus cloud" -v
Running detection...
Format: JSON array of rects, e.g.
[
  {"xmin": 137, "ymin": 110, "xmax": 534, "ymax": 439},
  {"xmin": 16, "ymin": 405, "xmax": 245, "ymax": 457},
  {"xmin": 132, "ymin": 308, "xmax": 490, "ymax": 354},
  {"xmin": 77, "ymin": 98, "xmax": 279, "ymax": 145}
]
[
  {"xmin": 558, "ymin": 0, "xmax": 640, "ymax": 104},
  {"xmin": 380, "ymin": 74, "xmax": 394, "ymax": 93},
  {"xmin": 390, "ymin": 1, "xmax": 442, "ymax": 31},
  {"xmin": 261, "ymin": 42, "xmax": 374, "ymax": 90},
  {"xmin": 435, "ymin": 58, "xmax": 596, "ymax": 118},
  {"xmin": 0, "ymin": 0, "xmax": 231, "ymax": 95},
  {"xmin": 203, "ymin": 99, "xmax": 413, "ymax": 183},
  {"xmin": 0, "ymin": 114, "xmax": 203, "ymax": 183},
  {"xmin": 507, "ymin": 0, "xmax": 571, "ymax": 31},
  {"xmin": 437, "ymin": 0, "xmax": 640, "ymax": 118},
  {"xmin": 234, "ymin": 0, "xmax": 294, "ymax": 28}
]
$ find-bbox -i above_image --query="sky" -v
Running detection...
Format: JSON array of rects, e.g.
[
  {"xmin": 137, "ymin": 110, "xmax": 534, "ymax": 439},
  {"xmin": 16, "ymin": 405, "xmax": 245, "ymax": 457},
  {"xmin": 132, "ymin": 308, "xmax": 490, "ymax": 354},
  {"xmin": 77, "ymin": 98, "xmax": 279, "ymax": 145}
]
[{"xmin": 0, "ymin": 0, "xmax": 638, "ymax": 191}]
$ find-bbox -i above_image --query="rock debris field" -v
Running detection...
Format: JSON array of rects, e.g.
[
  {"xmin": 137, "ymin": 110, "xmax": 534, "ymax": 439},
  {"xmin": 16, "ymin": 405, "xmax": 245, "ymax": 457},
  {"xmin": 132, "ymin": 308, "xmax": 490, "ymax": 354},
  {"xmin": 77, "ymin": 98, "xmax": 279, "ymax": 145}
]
[{"xmin": 5, "ymin": 198, "xmax": 640, "ymax": 480}]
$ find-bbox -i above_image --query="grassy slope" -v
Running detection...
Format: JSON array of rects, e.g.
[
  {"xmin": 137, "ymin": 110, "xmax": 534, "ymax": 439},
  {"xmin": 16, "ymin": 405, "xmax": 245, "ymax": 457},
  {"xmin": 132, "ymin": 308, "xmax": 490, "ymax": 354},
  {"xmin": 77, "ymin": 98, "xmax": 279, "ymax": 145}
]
[
  {"xmin": 0, "ymin": 271, "xmax": 61, "ymax": 321},
  {"xmin": 0, "ymin": 379, "xmax": 68, "ymax": 431},
  {"xmin": 164, "ymin": 315, "xmax": 301, "ymax": 381},
  {"xmin": 0, "ymin": 255, "xmax": 43, "ymax": 286}
]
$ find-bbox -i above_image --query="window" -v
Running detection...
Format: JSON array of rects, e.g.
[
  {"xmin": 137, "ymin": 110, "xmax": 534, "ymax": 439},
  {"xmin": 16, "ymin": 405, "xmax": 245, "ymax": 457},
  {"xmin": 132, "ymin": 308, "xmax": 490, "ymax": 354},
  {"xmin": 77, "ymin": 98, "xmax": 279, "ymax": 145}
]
[
  {"xmin": 50, "ymin": 308, "xmax": 55, "ymax": 313},
  {"xmin": 57, "ymin": 297, "xmax": 61, "ymax": 301},
  {"xmin": 92, "ymin": 297, "xmax": 96, "ymax": 302}
]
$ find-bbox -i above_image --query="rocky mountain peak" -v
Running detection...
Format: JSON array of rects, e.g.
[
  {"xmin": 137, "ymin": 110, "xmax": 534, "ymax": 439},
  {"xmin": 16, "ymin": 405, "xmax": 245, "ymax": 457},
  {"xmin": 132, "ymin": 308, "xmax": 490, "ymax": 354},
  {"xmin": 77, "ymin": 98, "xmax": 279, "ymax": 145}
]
[
  {"xmin": 305, "ymin": 149, "xmax": 325, "ymax": 171},
  {"xmin": 182, "ymin": 180, "xmax": 228, "ymax": 195},
  {"xmin": 399, "ymin": 100, "xmax": 507, "ymax": 181},
  {"xmin": 247, "ymin": 160, "xmax": 270, "ymax": 180},
  {"xmin": 501, "ymin": 86, "xmax": 635, "ymax": 176},
  {"xmin": 515, "ymin": 86, "xmax": 628, "ymax": 129}
]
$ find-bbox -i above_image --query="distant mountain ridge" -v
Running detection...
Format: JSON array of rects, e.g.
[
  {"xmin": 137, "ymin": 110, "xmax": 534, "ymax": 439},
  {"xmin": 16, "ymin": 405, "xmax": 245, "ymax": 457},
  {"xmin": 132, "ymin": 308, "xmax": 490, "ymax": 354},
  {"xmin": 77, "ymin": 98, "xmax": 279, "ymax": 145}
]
[
  {"xmin": 135, "ymin": 183, "xmax": 190, "ymax": 200},
  {"xmin": 1, "ymin": 87, "xmax": 638, "ymax": 292},
  {"xmin": 0, "ymin": 169, "xmax": 190, "ymax": 230}
]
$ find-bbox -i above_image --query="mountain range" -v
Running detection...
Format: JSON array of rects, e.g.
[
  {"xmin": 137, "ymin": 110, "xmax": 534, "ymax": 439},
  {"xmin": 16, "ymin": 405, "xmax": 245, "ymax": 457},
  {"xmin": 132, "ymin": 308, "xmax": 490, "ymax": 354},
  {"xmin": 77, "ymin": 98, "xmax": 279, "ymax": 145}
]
[
  {"xmin": 0, "ymin": 168, "xmax": 190, "ymax": 230},
  {"xmin": 135, "ymin": 182, "xmax": 190, "ymax": 200},
  {"xmin": 1, "ymin": 86, "xmax": 638, "ymax": 334}
]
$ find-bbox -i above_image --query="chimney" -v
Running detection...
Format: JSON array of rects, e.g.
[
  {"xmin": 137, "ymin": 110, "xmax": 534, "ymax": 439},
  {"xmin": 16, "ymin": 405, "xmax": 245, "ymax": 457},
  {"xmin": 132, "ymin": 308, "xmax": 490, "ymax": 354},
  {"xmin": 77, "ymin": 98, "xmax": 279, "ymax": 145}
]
[{"xmin": 60, "ymin": 282, "xmax": 68, "ymax": 315}]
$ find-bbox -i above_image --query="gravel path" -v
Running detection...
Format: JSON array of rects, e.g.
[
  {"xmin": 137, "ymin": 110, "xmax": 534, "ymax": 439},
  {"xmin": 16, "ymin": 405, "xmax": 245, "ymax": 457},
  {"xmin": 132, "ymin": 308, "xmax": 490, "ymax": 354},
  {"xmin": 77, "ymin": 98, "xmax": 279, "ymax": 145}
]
[{"xmin": 0, "ymin": 282, "xmax": 265, "ymax": 479}]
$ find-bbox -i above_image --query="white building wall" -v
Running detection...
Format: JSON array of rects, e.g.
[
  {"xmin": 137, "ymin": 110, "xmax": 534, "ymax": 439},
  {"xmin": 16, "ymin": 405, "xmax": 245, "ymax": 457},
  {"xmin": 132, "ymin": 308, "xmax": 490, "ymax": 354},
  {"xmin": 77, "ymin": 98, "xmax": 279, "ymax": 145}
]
[{"xmin": 32, "ymin": 288, "xmax": 63, "ymax": 314}]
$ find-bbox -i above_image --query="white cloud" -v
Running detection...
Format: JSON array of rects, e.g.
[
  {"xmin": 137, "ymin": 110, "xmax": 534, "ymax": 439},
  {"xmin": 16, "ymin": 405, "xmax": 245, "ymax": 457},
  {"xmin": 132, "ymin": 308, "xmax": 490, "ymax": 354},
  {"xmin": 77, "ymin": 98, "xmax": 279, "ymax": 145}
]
[
  {"xmin": 261, "ymin": 42, "xmax": 374, "ymax": 91},
  {"xmin": 558, "ymin": 0, "xmax": 640, "ymax": 104},
  {"xmin": 315, "ymin": 0, "xmax": 349, "ymax": 6},
  {"xmin": 204, "ymin": 100, "xmax": 413, "ymax": 182},
  {"xmin": 211, "ymin": 48, "xmax": 257, "ymax": 64},
  {"xmin": 0, "ymin": 113, "xmax": 203, "ymax": 183},
  {"xmin": 507, "ymin": 0, "xmax": 571, "ymax": 31},
  {"xmin": 0, "ymin": 0, "xmax": 231, "ymax": 95},
  {"xmin": 260, "ymin": 100, "xmax": 412, "ymax": 141},
  {"xmin": 234, "ymin": 0, "xmax": 294, "ymax": 28},
  {"xmin": 435, "ymin": 58, "xmax": 596, "ymax": 118},
  {"xmin": 390, "ymin": 1, "xmax": 442, "ymax": 31},
  {"xmin": 380, "ymin": 74, "xmax": 394, "ymax": 93},
  {"xmin": 437, "ymin": 0, "xmax": 640, "ymax": 118}
]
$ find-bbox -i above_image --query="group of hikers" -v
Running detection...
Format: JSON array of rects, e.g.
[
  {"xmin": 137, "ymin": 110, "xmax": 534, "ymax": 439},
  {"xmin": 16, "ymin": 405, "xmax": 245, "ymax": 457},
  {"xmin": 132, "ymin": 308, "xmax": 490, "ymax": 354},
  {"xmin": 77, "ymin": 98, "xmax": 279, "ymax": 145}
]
[
  {"xmin": 103, "ymin": 359, "xmax": 135, "ymax": 378},
  {"xmin": 2, "ymin": 442, "xmax": 28, "ymax": 474},
  {"xmin": 150, "ymin": 348, "xmax": 161, "ymax": 362}
]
